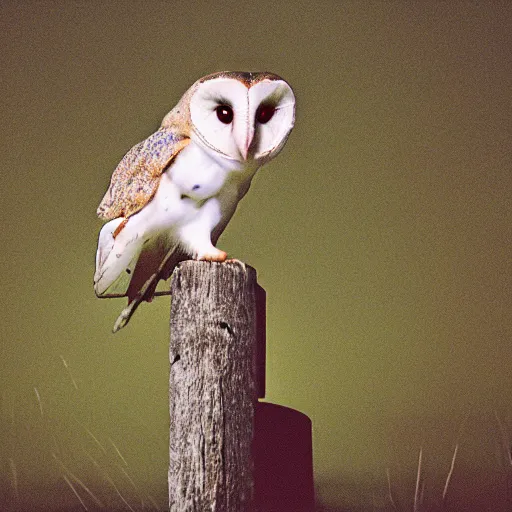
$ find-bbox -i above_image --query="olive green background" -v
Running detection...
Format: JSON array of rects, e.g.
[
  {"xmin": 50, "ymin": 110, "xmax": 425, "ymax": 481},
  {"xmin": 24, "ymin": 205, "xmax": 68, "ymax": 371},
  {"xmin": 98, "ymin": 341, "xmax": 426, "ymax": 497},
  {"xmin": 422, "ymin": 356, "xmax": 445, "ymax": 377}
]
[{"xmin": 1, "ymin": 1, "xmax": 510, "ymax": 510}]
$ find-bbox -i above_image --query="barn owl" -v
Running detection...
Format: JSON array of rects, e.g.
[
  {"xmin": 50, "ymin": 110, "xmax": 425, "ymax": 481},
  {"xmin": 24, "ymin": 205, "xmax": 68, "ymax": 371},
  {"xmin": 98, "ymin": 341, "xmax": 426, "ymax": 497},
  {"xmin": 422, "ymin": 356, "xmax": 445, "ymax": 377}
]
[{"xmin": 94, "ymin": 71, "xmax": 296, "ymax": 332}]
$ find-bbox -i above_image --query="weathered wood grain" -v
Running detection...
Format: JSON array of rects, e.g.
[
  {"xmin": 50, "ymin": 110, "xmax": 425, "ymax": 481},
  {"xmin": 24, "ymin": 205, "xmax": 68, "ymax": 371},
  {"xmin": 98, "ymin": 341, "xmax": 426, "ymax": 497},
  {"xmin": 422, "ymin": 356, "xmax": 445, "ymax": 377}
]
[{"xmin": 168, "ymin": 260, "xmax": 257, "ymax": 512}]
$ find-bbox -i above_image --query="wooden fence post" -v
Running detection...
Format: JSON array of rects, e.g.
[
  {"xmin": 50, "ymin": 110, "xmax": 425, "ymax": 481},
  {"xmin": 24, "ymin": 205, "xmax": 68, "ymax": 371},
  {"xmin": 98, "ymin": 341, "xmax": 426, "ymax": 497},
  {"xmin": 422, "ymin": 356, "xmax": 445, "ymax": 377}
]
[{"xmin": 168, "ymin": 260, "xmax": 257, "ymax": 511}]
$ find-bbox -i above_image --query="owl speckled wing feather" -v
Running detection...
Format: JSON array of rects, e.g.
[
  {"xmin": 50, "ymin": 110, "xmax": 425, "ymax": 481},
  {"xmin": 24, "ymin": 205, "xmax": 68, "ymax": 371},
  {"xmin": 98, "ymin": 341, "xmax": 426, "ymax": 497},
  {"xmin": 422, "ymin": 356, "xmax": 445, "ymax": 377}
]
[{"xmin": 97, "ymin": 128, "xmax": 189, "ymax": 221}]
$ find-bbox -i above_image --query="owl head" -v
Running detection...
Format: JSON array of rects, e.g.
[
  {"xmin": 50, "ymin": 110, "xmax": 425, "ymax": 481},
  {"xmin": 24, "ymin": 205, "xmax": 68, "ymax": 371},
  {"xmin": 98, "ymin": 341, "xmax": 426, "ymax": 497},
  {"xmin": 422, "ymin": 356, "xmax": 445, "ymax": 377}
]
[{"xmin": 162, "ymin": 71, "xmax": 296, "ymax": 165}]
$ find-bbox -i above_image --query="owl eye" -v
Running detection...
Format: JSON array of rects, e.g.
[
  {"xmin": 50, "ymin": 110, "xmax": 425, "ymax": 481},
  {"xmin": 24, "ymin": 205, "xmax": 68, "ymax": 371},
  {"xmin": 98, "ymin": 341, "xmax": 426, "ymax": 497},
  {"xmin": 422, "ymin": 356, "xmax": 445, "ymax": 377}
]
[
  {"xmin": 216, "ymin": 105, "xmax": 233, "ymax": 124},
  {"xmin": 256, "ymin": 105, "xmax": 275, "ymax": 124}
]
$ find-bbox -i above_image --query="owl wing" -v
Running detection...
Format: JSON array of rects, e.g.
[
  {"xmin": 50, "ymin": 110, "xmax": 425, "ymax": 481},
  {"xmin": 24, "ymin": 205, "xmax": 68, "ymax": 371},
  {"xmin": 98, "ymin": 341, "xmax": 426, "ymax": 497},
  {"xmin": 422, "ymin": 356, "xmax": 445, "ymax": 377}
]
[{"xmin": 97, "ymin": 128, "xmax": 190, "ymax": 220}]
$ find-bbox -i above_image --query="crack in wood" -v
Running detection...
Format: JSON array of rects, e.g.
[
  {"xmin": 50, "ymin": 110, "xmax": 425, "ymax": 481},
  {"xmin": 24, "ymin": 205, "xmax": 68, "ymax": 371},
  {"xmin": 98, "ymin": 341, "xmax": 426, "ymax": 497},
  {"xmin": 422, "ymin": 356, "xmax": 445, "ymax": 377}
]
[{"xmin": 219, "ymin": 321, "xmax": 234, "ymax": 335}]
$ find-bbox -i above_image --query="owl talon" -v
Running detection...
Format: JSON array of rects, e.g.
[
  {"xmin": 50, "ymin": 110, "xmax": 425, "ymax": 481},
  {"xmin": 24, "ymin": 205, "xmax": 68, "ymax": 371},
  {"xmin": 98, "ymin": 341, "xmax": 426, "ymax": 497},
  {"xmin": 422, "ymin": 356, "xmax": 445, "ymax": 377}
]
[
  {"xmin": 226, "ymin": 258, "xmax": 246, "ymax": 270},
  {"xmin": 197, "ymin": 250, "xmax": 227, "ymax": 262}
]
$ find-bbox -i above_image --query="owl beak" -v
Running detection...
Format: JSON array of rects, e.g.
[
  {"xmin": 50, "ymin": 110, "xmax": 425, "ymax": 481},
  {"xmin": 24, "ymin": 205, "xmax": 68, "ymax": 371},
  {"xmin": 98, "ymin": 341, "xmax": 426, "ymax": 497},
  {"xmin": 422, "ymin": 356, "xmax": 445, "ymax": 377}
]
[{"xmin": 235, "ymin": 121, "xmax": 254, "ymax": 161}]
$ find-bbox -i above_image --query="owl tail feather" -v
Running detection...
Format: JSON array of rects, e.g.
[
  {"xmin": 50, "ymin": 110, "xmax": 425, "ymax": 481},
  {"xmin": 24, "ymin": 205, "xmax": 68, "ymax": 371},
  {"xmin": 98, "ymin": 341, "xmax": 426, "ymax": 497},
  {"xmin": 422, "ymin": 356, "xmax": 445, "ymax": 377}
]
[{"xmin": 112, "ymin": 243, "xmax": 186, "ymax": 333}]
